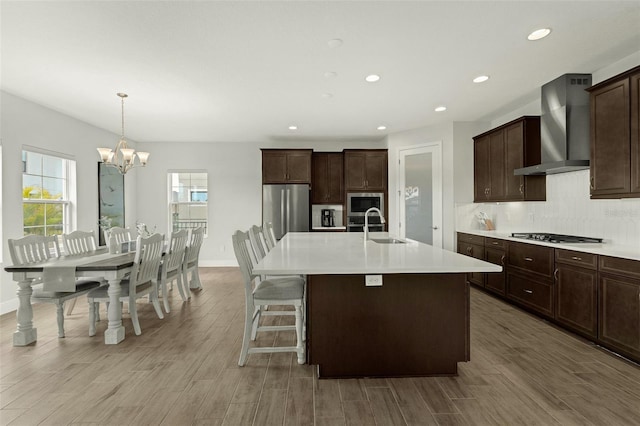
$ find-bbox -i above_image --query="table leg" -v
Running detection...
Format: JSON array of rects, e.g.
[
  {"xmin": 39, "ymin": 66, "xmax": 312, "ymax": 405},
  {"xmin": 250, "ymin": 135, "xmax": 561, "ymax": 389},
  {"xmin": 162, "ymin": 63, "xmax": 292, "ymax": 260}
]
[
  {"xmin": 14, "ymin": 279, "xmax": 37, "ymax": 346},
  {"xmin": 104, "ymin": 278, "xmax": 125, "ymax": 344}
]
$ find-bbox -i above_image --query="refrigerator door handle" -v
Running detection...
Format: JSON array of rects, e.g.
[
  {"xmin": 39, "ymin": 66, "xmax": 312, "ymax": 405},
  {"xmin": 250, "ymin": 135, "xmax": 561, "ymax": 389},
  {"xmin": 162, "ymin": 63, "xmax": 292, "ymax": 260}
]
[
  {"xmin": 280, "ymin": 188, "xmax": 286, "ymax": 234},
  {"xmin": 286, "ymin": 188, "xmax": 291, "ymax": 233}
]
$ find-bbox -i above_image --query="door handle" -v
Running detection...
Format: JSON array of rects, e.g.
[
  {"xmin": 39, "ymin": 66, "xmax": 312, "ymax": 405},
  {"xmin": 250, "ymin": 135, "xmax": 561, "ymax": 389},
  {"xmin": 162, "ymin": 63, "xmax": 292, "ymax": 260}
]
[
  {"xmin": 590, "ymin": 175, "xmax": 595, "ymax": 190},
  {"xmin": 432, "ymin": 226, "xmax": 439, "ymax": 230},
  {"xmin": 524, "ymin": 257, "xmax": 533, "ymax": 262},
  {"xmin": 554, "ymin": 268, "xmax": 559, "ymax": 281},
  {"xmin": 500, "ymin": 254, "xmax": 506, "ymax": 266},
  {"xmin": 523, "ymin": 289, "xmax": 533, "ymax": 294},
  {"xmin": 519, "ymin": 183, "xmax": 524, "ymax": 195}
]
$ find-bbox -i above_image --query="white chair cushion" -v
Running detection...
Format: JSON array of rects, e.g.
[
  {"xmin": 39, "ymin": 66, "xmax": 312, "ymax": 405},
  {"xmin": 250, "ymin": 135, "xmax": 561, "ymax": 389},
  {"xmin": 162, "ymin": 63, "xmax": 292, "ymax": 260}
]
[{"xmin": 253, "ymin": 276, "xmax": 304, "ymax": 301}]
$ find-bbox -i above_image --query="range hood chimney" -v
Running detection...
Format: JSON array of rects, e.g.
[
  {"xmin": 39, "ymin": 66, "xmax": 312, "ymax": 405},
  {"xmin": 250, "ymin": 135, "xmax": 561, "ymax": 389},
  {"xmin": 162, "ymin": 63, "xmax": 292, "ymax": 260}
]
[{"xmin": 514, "ymin": 74, "xmax": 592, "ymax": 176}]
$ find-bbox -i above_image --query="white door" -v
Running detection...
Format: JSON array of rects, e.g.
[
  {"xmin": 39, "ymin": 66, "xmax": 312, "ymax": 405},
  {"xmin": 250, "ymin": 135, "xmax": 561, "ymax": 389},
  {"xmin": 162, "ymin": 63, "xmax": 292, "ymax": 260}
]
[{"xmin": 398, "ymin": 143, "xmax": 442, "ymax": 247}]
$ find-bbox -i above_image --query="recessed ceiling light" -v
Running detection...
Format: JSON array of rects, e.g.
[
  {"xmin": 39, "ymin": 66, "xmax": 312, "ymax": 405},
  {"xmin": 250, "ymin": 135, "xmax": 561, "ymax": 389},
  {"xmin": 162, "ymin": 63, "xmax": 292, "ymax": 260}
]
[
  {"xmin": 435, "ymin": 106, "xmax": 447, "ymax": 112},
  {"xmin": 473, "ymin": 75, "xmax": 490, "ymax": 83},
  {"xmin": 288, "ymin": 125, "xmax": 298, "ymax": 130},
  {"xmin": 365, "ymin": 74, "xmax": 381, "ymax": 83},
  {"xmin": 377, "ymin": 126, "xmax": 387, "ymax": 131},
  {"xmin": 327, "ymin": 38, "xmax": 343, "ymax": 48},
  {"xmin": 527, "ymin": 28, "xmax": 551, "ymax": 41},
  {"xmin": 324, "ymin": 71, "xmax": 337, "ymax": 79}
]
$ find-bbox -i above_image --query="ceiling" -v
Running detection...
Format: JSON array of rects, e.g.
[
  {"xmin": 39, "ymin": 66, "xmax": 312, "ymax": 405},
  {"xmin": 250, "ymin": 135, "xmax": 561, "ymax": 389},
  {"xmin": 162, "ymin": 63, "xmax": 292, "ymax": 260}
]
[{"xmin": 2, "ymin": 1, "xmax": 639, "ymax": 144}]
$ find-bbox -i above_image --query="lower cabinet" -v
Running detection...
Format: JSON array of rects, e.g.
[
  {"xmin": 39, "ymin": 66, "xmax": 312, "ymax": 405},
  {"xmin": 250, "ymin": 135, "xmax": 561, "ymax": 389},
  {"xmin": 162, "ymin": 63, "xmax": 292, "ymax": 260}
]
[
  {"xmin": 457, "ymin": 233, "xmax": 485, "ymax": 287},
  {"xmin": 554, "ymin": 250, "xmax": 598, "ymax": 339},
  {"xmin": 507, "ymin": 271, "xmax": 553, "ymax": 318},
  {"xmin": 484, "ymin": 238, "xmax": 507, "ymax": 296},
  {"xmin": 598, "ymin": 256, "xmax": 640, "ymax": 360}
]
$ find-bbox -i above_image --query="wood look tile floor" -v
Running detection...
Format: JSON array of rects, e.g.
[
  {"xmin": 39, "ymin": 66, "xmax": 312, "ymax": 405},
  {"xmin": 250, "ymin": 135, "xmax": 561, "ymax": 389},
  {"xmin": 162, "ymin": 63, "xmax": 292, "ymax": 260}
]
[{"xmin": 1, "ymin": 267, "xmax": 639, "ymax": 425}]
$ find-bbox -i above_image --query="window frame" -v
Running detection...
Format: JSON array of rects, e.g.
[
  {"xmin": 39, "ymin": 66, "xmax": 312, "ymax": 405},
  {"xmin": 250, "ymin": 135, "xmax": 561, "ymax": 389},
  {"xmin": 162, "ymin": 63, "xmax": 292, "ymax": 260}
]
[
  {"xmin": 168, "ymin": 170, "xmax": 209, "ymax": 237},
  {"xmin": 21, "ymin": 147, "xmax": 76, "ymax": 237}
]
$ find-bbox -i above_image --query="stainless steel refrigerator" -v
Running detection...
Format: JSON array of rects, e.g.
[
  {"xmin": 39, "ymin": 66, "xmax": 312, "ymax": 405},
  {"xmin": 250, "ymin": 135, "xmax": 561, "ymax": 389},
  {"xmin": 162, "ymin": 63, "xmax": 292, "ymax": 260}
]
[{"xmin": 262, "ymin": 184, "xmax": 309, "ymax": 240}]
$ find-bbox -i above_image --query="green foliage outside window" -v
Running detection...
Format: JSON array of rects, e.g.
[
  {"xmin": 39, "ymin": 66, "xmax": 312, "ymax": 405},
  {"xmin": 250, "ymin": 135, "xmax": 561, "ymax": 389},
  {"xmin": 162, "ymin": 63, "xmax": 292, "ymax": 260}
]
[{"xmin": 23, "ymin": 186, "xmax": 64, "ymax": 236}]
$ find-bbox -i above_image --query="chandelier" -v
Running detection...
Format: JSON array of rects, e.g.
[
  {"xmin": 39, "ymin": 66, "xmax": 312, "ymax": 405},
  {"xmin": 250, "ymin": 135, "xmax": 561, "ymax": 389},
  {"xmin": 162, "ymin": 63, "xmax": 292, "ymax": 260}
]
[{"xmin": 97, "ymin": 93, "xmax": 149, "ymax": 174}]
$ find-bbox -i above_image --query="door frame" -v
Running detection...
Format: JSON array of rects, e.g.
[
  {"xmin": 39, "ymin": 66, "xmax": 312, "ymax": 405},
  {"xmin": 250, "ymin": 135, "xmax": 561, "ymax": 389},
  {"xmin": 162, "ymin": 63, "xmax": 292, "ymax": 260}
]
[{"xmin": 397, "ymin": 142, "xmax": 443, "ymax": 248}]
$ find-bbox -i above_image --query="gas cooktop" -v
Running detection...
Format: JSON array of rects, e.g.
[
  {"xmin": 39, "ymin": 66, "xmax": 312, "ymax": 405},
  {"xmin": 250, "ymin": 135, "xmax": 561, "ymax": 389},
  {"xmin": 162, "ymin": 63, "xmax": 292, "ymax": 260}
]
[{"xmin": 511, "ymin": 233, "xmax": 603, "ymax": 244}]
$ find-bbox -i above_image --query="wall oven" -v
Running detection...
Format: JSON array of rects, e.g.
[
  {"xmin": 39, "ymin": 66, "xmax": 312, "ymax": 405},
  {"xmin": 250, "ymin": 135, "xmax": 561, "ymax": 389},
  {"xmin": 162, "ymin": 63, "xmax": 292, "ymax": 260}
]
[{"xmin": 347, "ymin": 193, "xmax": 384, "ymax": 232}]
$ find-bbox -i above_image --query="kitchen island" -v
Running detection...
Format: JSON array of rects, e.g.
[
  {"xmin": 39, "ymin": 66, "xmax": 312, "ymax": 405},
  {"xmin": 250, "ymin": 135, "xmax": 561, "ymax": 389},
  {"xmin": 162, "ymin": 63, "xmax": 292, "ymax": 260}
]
[{"xmin": 253, "ymin": 232, "xmax": 501, "ymax": 378}]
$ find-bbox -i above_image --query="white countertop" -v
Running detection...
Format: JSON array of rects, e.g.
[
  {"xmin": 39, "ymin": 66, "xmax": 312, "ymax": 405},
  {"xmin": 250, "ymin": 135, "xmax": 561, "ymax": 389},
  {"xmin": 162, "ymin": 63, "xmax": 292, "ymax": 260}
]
[
  {"xmin": 457, "ymin": 229, "xmax": 640, "ymax": 261},
  {"xmin": 254, "ymin": 232, "xmax": 502, "ymax": 275},
  {"xmin": 312, "ymin": 226, "xmax": 346, "ymax": 230}
]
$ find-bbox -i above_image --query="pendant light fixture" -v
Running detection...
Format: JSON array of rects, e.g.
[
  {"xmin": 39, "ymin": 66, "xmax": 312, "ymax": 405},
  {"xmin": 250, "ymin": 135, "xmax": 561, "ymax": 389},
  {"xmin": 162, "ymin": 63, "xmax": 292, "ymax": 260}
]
[{"xmin": 97, "ymin": 93, "xmax": 149, "ymax": 174}]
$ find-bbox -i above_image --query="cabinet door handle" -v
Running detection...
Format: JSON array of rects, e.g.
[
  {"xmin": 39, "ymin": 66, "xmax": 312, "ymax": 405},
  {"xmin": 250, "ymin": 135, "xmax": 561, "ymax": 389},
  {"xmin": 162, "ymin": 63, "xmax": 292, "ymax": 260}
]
[
  {"xmin": 523, "ymin": 289, "xmax": 533, "ymax": 294},
  {"xmin": 500, "ymin": 254, "xmax": 506, "ymax": 266},
  {"xmin": 492, "ymin": 241, "xmax": 499, "ymax": 245},
  {"xmin": 519, "ymin": 183, "xmax": 524, "ymax": 195},
  {"xmin": 571, "ymin": 256, "xmax": 582, "ymax": 261},
  {"xmin": 467, "ymin": 246, "xmax": 472, "ymax": 255},
  {"xmin": 524, "ymin": 257, "xmax": 533, "ymax": 262},
  {"xmin": 590, "ymin": 175, "xmax": 595, "ymax": 190},
  {"xmin": 554, "ymin": 268, "xmax": 559, "ymax": 281}
]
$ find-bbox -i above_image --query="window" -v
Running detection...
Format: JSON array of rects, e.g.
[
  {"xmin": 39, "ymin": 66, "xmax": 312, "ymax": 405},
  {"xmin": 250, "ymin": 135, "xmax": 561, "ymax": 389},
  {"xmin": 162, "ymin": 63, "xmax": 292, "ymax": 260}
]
[
  {"xmin": 168, "ymin": 171, "xmax": 208, "ymax": 235},
  {"xmin": 22, "ymin": 150, "xmax": 75, "ymax": 236}
]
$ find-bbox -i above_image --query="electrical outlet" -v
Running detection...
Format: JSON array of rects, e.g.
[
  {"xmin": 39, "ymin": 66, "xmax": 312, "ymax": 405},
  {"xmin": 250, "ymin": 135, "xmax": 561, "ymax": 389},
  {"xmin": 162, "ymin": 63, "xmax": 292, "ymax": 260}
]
[{"xmin": 365, "ymin": 275, "xmax": 383, "ymax": 286}]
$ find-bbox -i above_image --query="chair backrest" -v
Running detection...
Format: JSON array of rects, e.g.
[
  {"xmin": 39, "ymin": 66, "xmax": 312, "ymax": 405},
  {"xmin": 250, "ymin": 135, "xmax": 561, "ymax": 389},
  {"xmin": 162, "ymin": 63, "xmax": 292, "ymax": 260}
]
[
  {"xmin": 129, "ymin": 233, "xmax": 164, "ymax": 290},
  {"xmin": 108, "ymin": 227, "xmax": 132, "ymax": 244},
  {"xmin": 248, "ymin": 225, "xmax": 267, "ymax": 261},
  {"xmin": 232, "ymin": 230, "xmax": 258, "ymax": 294},
  {"xmin": 263, "ymin": 222, "xmax": 277, "ymax": 248},
  {"xmin": 8, "ymin": 235, "xmax": 60, "ymax": 265},
  {"xmin": 62, "ymin": 230, "xmax": 97, "ymax": 255},
  {"xmin": 163, "ymin": 230, "xmax": 188, "ymax": 275},
  {"xmin": 185, "ymin": 227, "xmax": 204, "ymax": 265}
]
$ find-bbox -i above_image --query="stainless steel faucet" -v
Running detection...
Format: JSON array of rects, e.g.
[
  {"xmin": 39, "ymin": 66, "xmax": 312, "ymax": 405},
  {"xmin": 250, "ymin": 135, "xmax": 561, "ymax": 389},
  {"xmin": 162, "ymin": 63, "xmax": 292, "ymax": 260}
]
[{"xmin": 364, "ymin": 207, "xmax": 386, "ymax": 241}]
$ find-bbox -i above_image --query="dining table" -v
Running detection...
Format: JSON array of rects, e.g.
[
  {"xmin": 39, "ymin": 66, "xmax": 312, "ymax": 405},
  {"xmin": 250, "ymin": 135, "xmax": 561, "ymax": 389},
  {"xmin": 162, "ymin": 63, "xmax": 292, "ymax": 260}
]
[{"xmin": 4, "ymin": 247, "xmax": 136, "ymax": 346}]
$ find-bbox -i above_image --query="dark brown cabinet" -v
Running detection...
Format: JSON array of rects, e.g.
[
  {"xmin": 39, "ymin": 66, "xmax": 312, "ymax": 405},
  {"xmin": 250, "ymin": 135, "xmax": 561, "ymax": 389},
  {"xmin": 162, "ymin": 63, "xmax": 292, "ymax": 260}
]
[
  {"xmin": 344, "ymin": 150, "xmax": 388, "ymax": 191},
  {"xmin": 262, "ymin": 149, "xmax": 312, "ymax": 184},
  {"xmin": 598, "ymin": 256, "xmax": 640, "ymax": 360},
  {"xmin": 473, "ymin": 116, "xmax": 546, "ymax": 202},
  {"xmin": 312, "ymin": 152, "xmax": 344, "ymax": 204},
  {"xmin": 507, "ymin": 241, "xmax": 554, "ymax": 318},
  {"xmin": 485, "ymin": 238, "xmax": 507, "ymax": 296},
  {"xmin": 554, "ymin": 250, "xmax": 598, "ymax": 339},
  {"xmin": 588, "ymin": 66, "xmax": 640, "ymax": 199},
  {"xmin": 457, "ymin": 233, "xmax": 487, "ymax": 288}
]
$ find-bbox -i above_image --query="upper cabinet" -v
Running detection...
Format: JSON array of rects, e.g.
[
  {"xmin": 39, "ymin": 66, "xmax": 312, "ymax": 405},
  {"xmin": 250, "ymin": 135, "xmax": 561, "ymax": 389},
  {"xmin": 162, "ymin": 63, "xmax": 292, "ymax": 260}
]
[
  {"xmin": 312, "ymin": 152, "xmax": 344, "ymax": 204},
  {"xmin": 588, "ymin": 66, "xmax": 640, "ymax": 199},
  {"xmin": 344, "ymin": 150, "xmax": 388, "ymax": 191},
  {"xmin": 473, "ymin": 116, "xmax": 546, "ymax": 202},
  {"xmin": 262, "ymin": 149, "xmax": 312, "ymax": 184}
]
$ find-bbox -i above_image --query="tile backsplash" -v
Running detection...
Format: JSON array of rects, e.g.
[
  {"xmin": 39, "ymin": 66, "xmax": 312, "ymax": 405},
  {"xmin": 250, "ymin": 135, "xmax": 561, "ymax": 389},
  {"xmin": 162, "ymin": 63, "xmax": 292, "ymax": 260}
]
[{"xmin": 456, "ymin": 170, "xmax": 640, "ymax": 248}]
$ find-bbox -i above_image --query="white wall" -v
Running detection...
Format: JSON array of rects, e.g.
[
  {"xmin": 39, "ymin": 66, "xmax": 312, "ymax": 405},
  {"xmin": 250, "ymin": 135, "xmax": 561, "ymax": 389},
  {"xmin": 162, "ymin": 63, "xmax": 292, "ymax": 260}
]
[
  {"xmin": 0, "ymin": 91, "xmax": 138, "ymax": 313},
  {"xmin": 135, "ymin": 139, "xmax": 387, "ymax": 267}
]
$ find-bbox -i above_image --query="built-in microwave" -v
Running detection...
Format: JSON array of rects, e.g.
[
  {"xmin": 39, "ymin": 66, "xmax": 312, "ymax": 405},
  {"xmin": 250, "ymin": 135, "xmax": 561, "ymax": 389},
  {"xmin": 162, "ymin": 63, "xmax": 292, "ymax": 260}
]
[{"xmin": 347, "ymin": 193, "xmax": 384, "ymax": 217}]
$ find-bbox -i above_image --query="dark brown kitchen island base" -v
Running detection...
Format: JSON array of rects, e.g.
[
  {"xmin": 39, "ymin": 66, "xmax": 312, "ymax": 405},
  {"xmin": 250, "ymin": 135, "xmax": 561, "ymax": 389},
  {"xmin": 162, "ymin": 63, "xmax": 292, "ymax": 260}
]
[{"xmin": 307, "ymin": 273, "xmax": 470, "ymax": 378}]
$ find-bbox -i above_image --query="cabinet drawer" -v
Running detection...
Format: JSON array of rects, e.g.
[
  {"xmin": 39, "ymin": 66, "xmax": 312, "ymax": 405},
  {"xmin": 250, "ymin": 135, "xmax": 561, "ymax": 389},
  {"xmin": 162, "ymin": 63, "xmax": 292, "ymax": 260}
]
[
  {"xmin": 555, "ymin": 249, "xmax": 598, "ymax": 270},
  {"xmin": 507, "ymin": 272, "xmax": 553, "ymax": 318},
  {"xmin": 457, "ymin": 233, "xmax": 485, "ymax": 246},
  {"xmin": 485, "ymin": 237, "xmax": 507, "ymax": 250},
  {"xmin": 508, "ymin": 241, "xmax": 554, "ymax": 278},
  {"xmin": 599, "ymin": 256, "xmax": 640, "ymax": 280}
]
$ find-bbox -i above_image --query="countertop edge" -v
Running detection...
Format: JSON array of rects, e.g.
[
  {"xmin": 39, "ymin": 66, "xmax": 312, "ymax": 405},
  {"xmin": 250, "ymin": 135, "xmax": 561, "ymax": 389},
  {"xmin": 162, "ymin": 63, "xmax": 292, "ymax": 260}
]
[{"xmin": 456, "ymin": 229, "xmax": 640, "ymax": 261}]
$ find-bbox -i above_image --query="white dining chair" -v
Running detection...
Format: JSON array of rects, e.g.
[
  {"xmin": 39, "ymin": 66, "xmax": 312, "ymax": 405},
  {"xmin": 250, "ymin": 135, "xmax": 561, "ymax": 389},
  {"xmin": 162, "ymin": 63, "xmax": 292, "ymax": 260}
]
[
  {"xmin": 232, "ymin": 230, "xmax": 305, "ymax": 366},
  {"xmin": 182, "ymin": 227, "xmax": 204, "ymax": 292},
  {"xmin": 8, "ymin": 234, "xmax": 101, "ymax": 338},
  {"xmin": 158, "ymin": 229, "xmax": 189, "ymax": 313},
  {"xmin": 61, "ymin": 230, "xmax": 105, "ymax": 316},
  {"xmin": 87, "ymin": 233, "xmax": 165, "ymax": 336},
  {"xmin": 263, "ymin": 222, "xmax": 277, "ymax": 249}
]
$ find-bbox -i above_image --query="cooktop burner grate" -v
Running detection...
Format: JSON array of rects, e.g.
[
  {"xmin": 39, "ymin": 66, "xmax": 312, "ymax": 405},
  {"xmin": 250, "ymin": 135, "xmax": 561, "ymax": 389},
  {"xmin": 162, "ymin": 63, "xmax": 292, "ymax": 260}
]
[{"xmin": 511, "ymin": 233, "xmax": 603, "ymax": 244}]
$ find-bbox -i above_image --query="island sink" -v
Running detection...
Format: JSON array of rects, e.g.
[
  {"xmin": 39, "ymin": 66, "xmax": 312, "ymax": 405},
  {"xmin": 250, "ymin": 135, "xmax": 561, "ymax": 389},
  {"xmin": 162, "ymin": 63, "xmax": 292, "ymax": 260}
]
[{"xmin": 371, "ymin": 238, "xmax": 405, "ymax": 244}]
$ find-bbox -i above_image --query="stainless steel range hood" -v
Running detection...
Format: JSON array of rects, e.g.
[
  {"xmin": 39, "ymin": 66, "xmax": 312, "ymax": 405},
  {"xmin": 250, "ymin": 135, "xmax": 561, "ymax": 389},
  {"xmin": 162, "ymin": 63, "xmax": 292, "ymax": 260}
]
[{"xmin": 514, "ymin": 74, "xmax": 592, "ymax": 176}]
